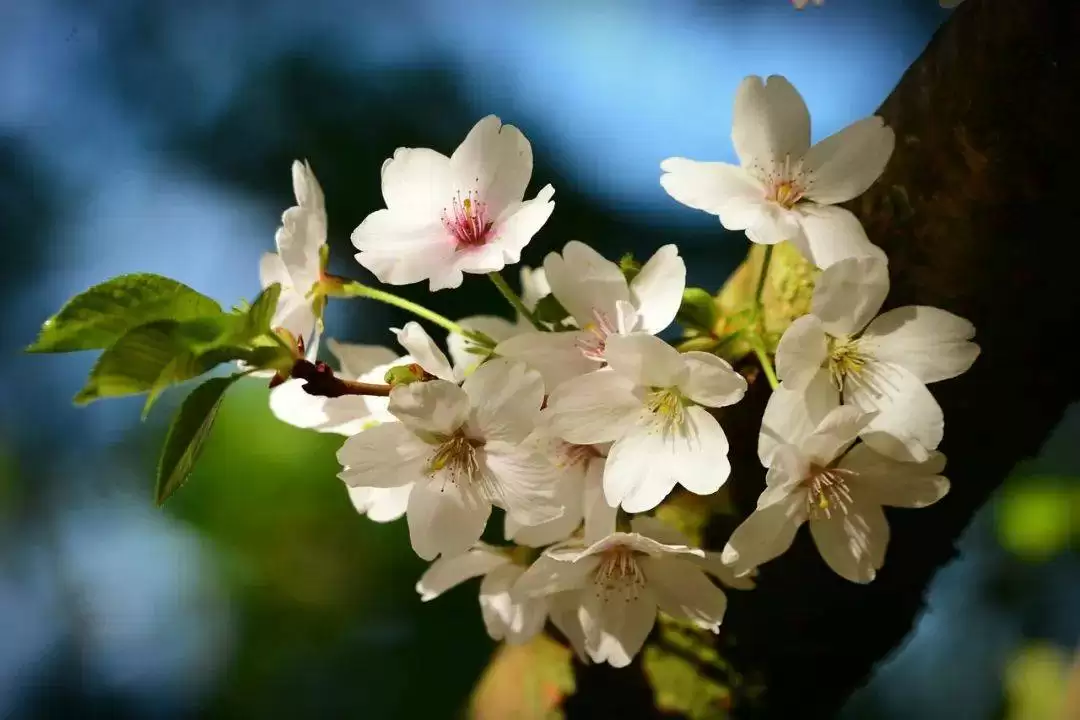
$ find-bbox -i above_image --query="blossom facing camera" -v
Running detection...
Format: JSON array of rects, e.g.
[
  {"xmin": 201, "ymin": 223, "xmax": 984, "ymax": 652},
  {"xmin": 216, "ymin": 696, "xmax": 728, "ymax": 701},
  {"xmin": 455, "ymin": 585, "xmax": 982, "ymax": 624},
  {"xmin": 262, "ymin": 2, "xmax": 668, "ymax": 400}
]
[
  {"xmin": 762, "ymin": 256, "xmax": 979, "ymax": 463},
  {"xmin": 725, "ymin": 406, "xmax": 950, "ymax": 583},
  {"xmin": 661, "ymin": 74, "xmax": 894, "ymax": 268},
  {"xmin": 337, "ymin": 359, "xmax": 562, "ymax": 560},
  {"xmin": 514, "ymin": 517, "xmax": 747, "ymax": 668},
  {"xmin": 546, "ymin": 333, "xmax": 747, "ymax": 512},
  {"xmin": 496, "ymin": 242, "xmax": 687, "ymax": 390},
  {"xmin": 353, "ymin": 116, "xmax": 555, "ymax": 291}
]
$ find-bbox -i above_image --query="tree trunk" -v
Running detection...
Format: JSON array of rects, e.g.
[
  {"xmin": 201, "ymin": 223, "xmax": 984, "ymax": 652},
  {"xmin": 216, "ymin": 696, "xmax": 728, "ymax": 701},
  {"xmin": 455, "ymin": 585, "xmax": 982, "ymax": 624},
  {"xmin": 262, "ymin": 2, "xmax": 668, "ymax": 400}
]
[{"xmin": 566, "ymin": 0, "xmax": 1080, "ymax": 716}]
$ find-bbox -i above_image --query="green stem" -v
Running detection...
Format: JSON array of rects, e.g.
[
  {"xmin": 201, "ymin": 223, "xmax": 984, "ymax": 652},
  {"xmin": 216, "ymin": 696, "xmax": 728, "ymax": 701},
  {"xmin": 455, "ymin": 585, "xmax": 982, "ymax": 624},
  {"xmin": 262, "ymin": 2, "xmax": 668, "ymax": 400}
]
[
  {"xmin": 753, "ymin": 343, "xmax": 780, "ymax": 391},
  {"xmin": 488, "ymin": 271, "xmax": 544, "ymax": 331},
  {"xmin": 754, "ymin": 244, "xmax": 774, "ymax": 317},
  {"xmin": 337, "ymin": 281, "xmax": 470, "ymax": 339}
]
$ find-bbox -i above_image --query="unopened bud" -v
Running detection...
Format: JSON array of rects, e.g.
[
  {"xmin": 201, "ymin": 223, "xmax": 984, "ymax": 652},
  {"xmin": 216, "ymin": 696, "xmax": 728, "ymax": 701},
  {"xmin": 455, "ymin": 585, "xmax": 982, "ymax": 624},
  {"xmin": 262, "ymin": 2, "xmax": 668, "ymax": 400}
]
[{"xmin": 384, "ymin": 364, "xmax": 426, "ymax": 387}]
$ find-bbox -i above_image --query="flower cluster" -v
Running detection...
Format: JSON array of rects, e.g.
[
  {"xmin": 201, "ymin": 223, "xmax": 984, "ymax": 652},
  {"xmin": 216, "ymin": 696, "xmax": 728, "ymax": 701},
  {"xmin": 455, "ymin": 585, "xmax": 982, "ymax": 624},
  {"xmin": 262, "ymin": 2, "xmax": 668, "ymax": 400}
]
[{"xmin": 264, "ymin": 76, "xmax": 978, "ymax": 666}]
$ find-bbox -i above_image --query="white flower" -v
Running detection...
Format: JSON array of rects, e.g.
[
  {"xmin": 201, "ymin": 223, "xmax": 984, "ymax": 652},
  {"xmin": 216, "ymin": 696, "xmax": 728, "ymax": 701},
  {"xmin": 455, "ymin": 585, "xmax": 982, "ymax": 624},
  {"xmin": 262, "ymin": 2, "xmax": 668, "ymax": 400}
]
[
  {"xmin": 352, "ymin": 116, "xmax": 555, "ymax": 291},
  {"xmin": 259, "ymin": 159, "xmax": 328, "ymax": 350},
  {"xmin": 416, "ymin": 544, "xmax": 550, "ymax": 645},
  {"xmin": 660, "ymin": 75, "xmax": 894, "ymax": 268},
  {"xmin": 724, "ymin": 406, "xmax": 950, "ymax": 583},
  {"xmin": 504, "ymin": 433, "xmax": 612, "ymax": 548},
  {"xmin": 497, "ymin": 242, "xmax": 686, "ymax": 390},
  {"xmin": 514, "ymin": 517, "xmax": 737, "ymax": 668},
  {"xmin": 337, "ymin": 359, "xmax": 562, "ymax": 560},
  {"xmin": 763, "ymin": 256, "xmax": 979, "ymax": 462},
  {"xmin": 546, "ymin": 333, "xmax": 746, "ymax": 512},
  {"xmin": 347, "ymin": 485, "xmax": 413, "ymax": 524}
]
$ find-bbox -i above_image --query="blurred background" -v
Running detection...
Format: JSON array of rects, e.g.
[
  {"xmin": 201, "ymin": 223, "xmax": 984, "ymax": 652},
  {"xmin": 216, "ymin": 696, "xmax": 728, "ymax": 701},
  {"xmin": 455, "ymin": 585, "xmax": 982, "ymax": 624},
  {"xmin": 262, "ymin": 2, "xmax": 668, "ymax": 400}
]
[{"xmin": 2, "ymin": 0, "xmax": 1077, "ymax": 717}]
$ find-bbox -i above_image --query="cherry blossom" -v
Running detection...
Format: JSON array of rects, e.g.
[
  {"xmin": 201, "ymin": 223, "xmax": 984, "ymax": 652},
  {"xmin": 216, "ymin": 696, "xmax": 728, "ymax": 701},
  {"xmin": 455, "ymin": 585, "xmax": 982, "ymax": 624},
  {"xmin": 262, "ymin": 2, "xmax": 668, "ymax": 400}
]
[
  {"xmin": 353, "ymin": 116, "xmax": 555, "ymax": 291},
  {"xmin": 661, "ymin": 75, "xmax": 893, "ymax": 268}
]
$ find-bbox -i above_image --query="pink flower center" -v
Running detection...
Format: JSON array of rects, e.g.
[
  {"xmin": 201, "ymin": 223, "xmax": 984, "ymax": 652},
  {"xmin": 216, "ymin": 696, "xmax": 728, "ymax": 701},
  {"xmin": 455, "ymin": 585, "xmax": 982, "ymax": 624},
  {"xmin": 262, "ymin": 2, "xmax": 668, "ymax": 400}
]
[
  {"xmin": 576, "ymin": 309, "xmax": 618, "ymax": 362},
  {"xmin": 442, "ymin": 192, "xmax": 494, "ymax": 249}
]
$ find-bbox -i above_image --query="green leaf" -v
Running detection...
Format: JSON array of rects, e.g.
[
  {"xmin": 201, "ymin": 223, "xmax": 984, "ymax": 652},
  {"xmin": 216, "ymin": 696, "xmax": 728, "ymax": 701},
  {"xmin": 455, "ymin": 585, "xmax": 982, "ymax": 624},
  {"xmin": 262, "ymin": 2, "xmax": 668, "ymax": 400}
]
[
  {"xmin": 75, "ymin": 315, "xmax": 248, "ymax": 406},
  {"xmin": 532, "ymin": 293, "xmax": 571, "ymax": 326},
  {"xmin": 28, "ymin": 273, "xmax": 222, "ymax": 353},
  {"xmin": 76, "ymin": 321, "xmax": 192, "ymax": 404},
  {"xmin": 155, "ymin": 375, "xmax": 240, "ymax": 505},
  {"xmin": 677, "ymin": 288, "xmax": 719, "ymax": 334},
  {"xmin": 245, "ymin": 283, "xmax": 282, "ymax": 337}
]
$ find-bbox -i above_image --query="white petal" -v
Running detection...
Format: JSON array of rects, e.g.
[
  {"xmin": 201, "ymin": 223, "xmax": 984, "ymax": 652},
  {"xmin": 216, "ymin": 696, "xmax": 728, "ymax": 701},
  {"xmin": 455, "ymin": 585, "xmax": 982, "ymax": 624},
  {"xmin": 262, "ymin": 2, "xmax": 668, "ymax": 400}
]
[
  {"xmin": 275, "ymin": 207, "xmax": 325, "ymax": 296},
  {"xmin": 582, "ymin": 532, "xmax": 704, "ymax": 560},
  {"xmin": 811, "ymin": 256, "xmax": 891, "ymax": 336},
  {"xmin": 678, "ymin": 353, "xmax": 747, "ymax": 408},
  {"xmin": 794, "ymin": 204, "xmax": 886, "ymax": 269},
  {"xmin": 519, "ymin": 266, "xmax": 551, "ymax": 311},
  {"xmin": 337, "ymin": 422, "xmax": 430, "ymax": 488},
  {"xmin": 483, "ymin": 185, "xmax": 555, "ymax": 268},
  {"xmin": 349, "ymin": 484, "xmax": 413, "ymax": 523},
  {"xmin": 746, "ymin": 203, "xmax": 804, "ymax": 246},
  {"xmin": 259, "ymin": 252, "xmax": 291, "ymax": 290},
  {"xmin": 506, "ymin": 458, "xmax": 586, "ymax": 547},
  {"xmin": 495, "ymin": 331, "xmax": 599, "ymax": 391},
  {"xmin": 603, "ymin": 333, "xmax": 685, "ymax": 389},
  {"xmin": 641, "ymin": 557, "xmax": 727, "ymax": 632},
  {"xmin": 548, "ymin": 593, "xmax": 589, "ymax": 661},
  {"xmin": 291, "ymin": 159, "xmax": 325, "ymax": 210},
  {"xmin": 394, "ymin": 322, "xmax": 455, "ymax": 381},
  {"xmin": 388, "ymin": 379, "xmax": 469, "ymax": 437},
  {"xmin": 327, "ymin": 340, "xmax": 399, "ymax": 380},
  {"xmin": 775, "ymin": 315, "xmax": 828, "ymax": 392},
  {"xmin": 802, "ymin": 117, "xmax": 895, "ymax": 205},
  {"xmin": 450, "ymin": 115, "xmax": 532, "ymax": 216},
  {"xmin": 480, "ymin": 564, "xmax": 548, "ymax": 644},
  {"xmin": 731, "ymin": 75, "xmax": 811, "ymax": 168},
  {"xmin": 659, "ymin": 158, "xmax": 765, "ymax": 230},
  {"xmin": 845, "ymin": 360, "xmax": 943, "ymax": 462},
  {"xmin": 860, "ymin": 306, "xmax": 979, "ymax": 384},
  {"xmin": 629, "ymin": 245, "xmax": 686, "ymax": 335},
  {"xmin": 758, "ymin": 369, "xmax": 839, "ymax": 465},
  {"xmin": 606, "ymin": 406, "xmax": 731, "ymax": 512},
  {"xmin": 545, "ymin": 370, "xmax": 643, "ymax": 445},
  {"xmin": 447, "ymin": 316, "xmax": 517, "ymax": 378},
  {"xmin": 463, "ymin": 359, "xmax": 544, "ymax": 444},
  {"xmin": 406, "ymin": 477, "xmax": 492, "ymax": 560},
  {"xmin": 721, "ymin": 492, "xmax": 807, "ymax": 576},
  {"xmin": 352, "ymin": 211, "xmax": 458, "ymax": 288},
  {"xmin": 802, "ymin": 405, "xmax": 877, "ymax": 466},
  {"xmin": 514, "ymin": 553, "xmax": 600, "ymax": 597},
  {"xmin": 380, "ymin": 147, "xmax": 455, "ymax": 216},
  {"xmin": 809, "ymin": 497, "xmax": 888, "ymax": 583},
  {"xmin": 543, "ymin": 241, "xmax": 629, "ymax": 327},
  {"xmin": 759, "ymin": 443, "xmax": 810, "ymax": 507},
  {"xmin": 416, "ymin": 545, "xmax": 508, "ymax": 601},
  {"xmin": 841, "ymin": 444, "xmax": 950, "ymax": 508},
  {"xmin": 268, "ymin": 286, "xmax": 317, "ymax": 347},
  {"xmin": 582, "ymin": 457, "xmax": 617, "ymax": 545},
  {"xmin": 484, "ymin": 442, "xmax": 564, "ymax": 526},
  {"xmin": 269, "ymin": 379, "xmax": 331, "ymax": 430},
  {"xmin": 580, "ymin": 583, "xmax": 656, "ymax": 667}
]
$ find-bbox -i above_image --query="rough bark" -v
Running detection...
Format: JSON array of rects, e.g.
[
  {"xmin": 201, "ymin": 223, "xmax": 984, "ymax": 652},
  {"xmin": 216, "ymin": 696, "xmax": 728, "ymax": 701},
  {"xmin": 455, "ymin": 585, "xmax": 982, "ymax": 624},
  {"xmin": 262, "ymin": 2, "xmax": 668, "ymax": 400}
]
[{"xmin": 566, "ymin": 0, "xmax": 1080, "ymax": 717}]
